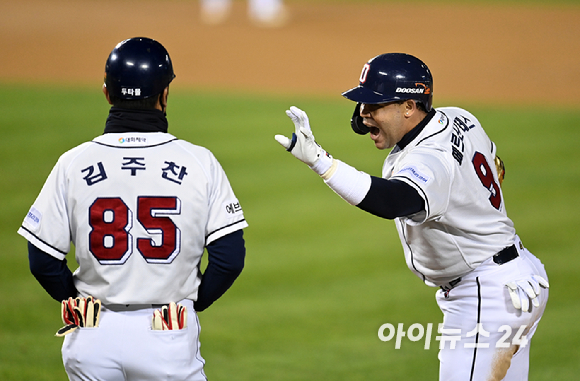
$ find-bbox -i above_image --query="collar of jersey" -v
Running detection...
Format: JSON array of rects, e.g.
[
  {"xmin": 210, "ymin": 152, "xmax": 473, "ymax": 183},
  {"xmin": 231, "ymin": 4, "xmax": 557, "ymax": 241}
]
[{"xmin": 92, "ymin": 132, "xmax": 177, "ymax": 147}]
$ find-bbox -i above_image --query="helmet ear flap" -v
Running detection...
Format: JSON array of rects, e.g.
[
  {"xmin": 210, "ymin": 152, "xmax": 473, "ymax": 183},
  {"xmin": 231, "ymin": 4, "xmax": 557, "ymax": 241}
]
[{"xmin": 351, "ymin": 103, "xmax": 369, "ymax": 135}]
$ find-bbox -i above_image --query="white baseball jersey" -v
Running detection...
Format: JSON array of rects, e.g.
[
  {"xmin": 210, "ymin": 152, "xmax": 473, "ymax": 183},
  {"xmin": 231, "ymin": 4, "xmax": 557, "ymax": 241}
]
[
  {"xmin": 18, "ymin": 132, "xmax": 248, "ymax": 305},
  {"xmin": 383, "ymin": 107, "xmax": 515, "ymax": 286}
]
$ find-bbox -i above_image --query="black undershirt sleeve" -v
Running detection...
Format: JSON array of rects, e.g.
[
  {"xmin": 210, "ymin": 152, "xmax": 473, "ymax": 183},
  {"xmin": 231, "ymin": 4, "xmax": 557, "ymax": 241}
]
[
  {"xmin": 28, "ymin": 229, "xmax": 246, "ymax": 310},
  {"xmin": 28, "ymin": 241, "xmax": 78, "ymax": 302},
  {"xmin": 195, "ymin": 229, "xmax": 246, "ymax": 312},
  {"xmin": 356, "ymin": 177, "xmax": 425, "ymax": 220}
]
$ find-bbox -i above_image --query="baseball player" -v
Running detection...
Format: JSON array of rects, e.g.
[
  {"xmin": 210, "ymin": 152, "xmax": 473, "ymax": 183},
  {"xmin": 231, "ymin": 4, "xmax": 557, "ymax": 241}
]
[
  {"xmin": 18, "ymin": 37, "xmax": 248, "ymax": 380},
  {"xmin": 275, "ymin": 53, "xmax": 549, "ymax": 380},
  {"xmin": 200, "ymin": 0, "xmax": 288, "ymax": 27}
]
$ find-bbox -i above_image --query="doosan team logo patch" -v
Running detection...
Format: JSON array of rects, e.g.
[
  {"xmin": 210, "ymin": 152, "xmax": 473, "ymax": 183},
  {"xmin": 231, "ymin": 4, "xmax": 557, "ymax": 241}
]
[{"xmin": 396, "ymin": 83, "xmax": 431, "ymax": 95}]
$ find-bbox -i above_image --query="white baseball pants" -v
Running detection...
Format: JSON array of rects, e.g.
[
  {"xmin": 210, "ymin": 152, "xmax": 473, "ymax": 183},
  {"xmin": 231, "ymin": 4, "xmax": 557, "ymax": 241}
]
[
  {"xmin": 436, "ymin": 236, "xmax": 549, "ymax": 381},
  {"xmin": 62, "ymin": 299, "xmax": 206, "ymax": 381}
]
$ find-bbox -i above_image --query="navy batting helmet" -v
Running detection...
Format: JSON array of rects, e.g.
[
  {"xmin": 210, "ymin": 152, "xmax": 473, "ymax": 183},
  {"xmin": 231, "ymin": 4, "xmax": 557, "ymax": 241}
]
[
  {"xmin": 342, "ymin": 53, "xmax": 433, "ymax": 111},
  {"xmin": 104, "ymin": 37, "xmax": 175, "ymax": 100}
]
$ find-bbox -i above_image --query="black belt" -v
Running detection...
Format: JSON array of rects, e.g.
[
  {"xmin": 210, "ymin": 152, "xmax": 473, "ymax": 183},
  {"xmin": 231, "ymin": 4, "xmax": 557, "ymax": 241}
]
[
  {"xmin": 492, "ymin": 244, "xmax": 518, "ymax": 265},
  {"xmin": 440, "ymin": 244, "xmax": 519, "ymax": 294}
]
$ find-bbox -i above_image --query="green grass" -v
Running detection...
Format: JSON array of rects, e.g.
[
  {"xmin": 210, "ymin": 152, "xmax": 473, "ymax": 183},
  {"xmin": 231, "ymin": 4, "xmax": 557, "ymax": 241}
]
[{"xmin": 1, "ymin": 84, "xmax": 579, "ymax": 380}]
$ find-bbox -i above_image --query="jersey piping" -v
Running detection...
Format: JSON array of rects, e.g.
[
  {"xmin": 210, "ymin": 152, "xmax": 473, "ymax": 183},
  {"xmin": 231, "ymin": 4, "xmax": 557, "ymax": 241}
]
[
  {"xmin": 417, "ymin": 110, "xmax": 450, "ymax": 146},
  {"xmin": 19, "ymin": 226, "xmax": 68, "ymax": 255},
  {"xmin": 206, "ymin": 219, "xmax": 248, "ymax": 242},
  {"xmin": 398, "ymin": 219, "xmax": 426, "ymax": 283}
]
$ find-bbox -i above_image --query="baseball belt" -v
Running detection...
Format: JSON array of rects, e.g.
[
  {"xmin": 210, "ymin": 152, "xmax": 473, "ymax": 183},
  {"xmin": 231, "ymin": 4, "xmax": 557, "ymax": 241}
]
[
  {"xmin": 441, "ymin": 244, "xmax": 519, "ymax": 292},
  {"xmin": 492, "ymin": 244, "xmax": 518, "ymax": 265},
  {"xmin": 104, "ymin": 304, "xmax": 167, "ymax": 312}
]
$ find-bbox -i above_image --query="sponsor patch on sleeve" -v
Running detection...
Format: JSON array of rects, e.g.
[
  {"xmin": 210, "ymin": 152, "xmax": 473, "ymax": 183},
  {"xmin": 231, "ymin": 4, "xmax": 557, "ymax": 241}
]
[
  {"xmin": 397, "ymin": 166, "xmax": 430, "ymax": 184},
  {"xmin": 222, "ymin": 199, "xmax": 243, "ymax": 218},
  {"xmin": 24, "ymin": 206, "xmax": 42, "ymax": 230}
]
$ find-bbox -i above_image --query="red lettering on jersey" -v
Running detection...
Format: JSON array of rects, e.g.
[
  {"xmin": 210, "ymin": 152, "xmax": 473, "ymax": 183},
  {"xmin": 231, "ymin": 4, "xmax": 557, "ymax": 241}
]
[
  {"xmin": 137, "ymin": 196, "xmax": 181, "ymax": 263},
  {"xmin": 472, "ymin": 152, "xmax": 502, "ymax": 210},
  {"xmin": 89, "ymin": 198, "xmax": 132, "ymax": 264},
  {"xmin": 88, "ymin": 196, "xmax": 181, "ymax": 265}
]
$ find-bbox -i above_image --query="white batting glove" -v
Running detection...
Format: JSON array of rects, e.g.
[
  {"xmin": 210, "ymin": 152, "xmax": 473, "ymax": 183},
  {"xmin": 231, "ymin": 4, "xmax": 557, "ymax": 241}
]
[
  {"xmin": 56, "ymin": 296, "xmax": 101, "ymax": 336},
  {"xmin": 505, "ymin": 275, "xmax": 549, "ymax": 312},
  {"xmin": 275, "ymin": 106, "xmax": 333, "ymax": 175},
  {"xmin": 151, "ymin": 302, "xmax": 188, "ymax": 330}
]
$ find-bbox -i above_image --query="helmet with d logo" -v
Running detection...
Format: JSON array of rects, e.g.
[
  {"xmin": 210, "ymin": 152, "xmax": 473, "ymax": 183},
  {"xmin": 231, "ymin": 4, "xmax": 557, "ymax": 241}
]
[{"xmin": 342, "ymin": 53, "xmax": 433, "ymax": 134}]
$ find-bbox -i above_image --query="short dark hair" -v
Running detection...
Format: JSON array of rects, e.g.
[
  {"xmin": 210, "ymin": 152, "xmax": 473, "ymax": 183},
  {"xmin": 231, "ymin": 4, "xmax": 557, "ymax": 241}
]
[
  {"xmin": 415, "ymin": 101, "xmax": 427, "ymax": 113},
  {"xmin": 109, "ymin": 93, "xmax": 160, "ymax": 110},
  {"xmin": 401, "ymin": 99, "xmax": 428, "ymax": 113}
]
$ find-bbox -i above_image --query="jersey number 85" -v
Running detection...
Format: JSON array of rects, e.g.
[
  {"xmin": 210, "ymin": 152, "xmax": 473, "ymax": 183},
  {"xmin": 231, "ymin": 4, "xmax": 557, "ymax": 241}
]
[{"xmin": 88, "ymin": 196, "xmax": 182, "ymax": 265}]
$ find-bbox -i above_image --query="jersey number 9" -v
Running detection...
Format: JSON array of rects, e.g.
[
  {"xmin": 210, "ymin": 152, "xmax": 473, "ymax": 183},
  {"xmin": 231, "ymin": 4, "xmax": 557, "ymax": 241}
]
[{"xmin": 472, "ymin": 152, "xmax": 502, "ymax": 210}]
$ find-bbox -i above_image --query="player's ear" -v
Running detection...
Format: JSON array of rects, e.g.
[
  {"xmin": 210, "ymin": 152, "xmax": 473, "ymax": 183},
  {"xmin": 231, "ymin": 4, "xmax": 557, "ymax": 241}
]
[
  {"xmin": 403, "ymin": 100, "xmax": 415, "ymax": 117},
  {"xmin": 102, "ymin": 84, "xmax": 113, "ymax": 105},
  {"xmin": 159, "ymin": 87, "xmax": 169, "ymax": 113},
  {"xmin": 161, "ymin": 87, "xmax": 169, "ymax": 107}
]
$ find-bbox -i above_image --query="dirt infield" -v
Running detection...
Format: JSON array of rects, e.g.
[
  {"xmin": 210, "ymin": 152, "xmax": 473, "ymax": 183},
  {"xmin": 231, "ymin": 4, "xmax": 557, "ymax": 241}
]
[{"xmin": 1, "ymin": 0, "xmax": 579, "ymax": 106}]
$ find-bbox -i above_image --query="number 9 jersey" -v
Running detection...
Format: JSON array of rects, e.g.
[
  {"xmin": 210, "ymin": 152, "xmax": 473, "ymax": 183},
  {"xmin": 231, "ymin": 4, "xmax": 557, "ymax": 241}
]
[
  {"xmin": 383, "ymin": 107, "xmax": 515, "ymax": 287},
  {"xmin": 18, "ymin": 132, "xmax": 248, "ymax": 305}
]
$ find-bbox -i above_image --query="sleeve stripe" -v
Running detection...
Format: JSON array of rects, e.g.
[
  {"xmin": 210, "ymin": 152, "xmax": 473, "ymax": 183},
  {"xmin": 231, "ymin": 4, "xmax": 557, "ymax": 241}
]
[
  {"xmin": 18, "ymin": 225, "xmax": 68, "ymax": 255},
  {"xmin": 206, "ymin": 219, "xmax": 248, "ymax": 243}
]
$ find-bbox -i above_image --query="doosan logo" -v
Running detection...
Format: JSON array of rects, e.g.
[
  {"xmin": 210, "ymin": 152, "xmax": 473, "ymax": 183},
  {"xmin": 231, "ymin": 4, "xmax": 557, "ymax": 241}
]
[
  {"xmin": 396, "ymin": 83, "xmax": 431, "ymax": 95},
  {"xmin": 396, "ymin": 87, "xmax": 424, "ymax": 94}
]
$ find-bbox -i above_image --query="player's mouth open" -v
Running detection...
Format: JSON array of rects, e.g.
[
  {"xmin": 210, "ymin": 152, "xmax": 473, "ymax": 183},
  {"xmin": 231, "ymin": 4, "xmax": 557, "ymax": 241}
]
[{"xmin": 369, "ymin": 126, "xmax": 380, "ymax": 137}]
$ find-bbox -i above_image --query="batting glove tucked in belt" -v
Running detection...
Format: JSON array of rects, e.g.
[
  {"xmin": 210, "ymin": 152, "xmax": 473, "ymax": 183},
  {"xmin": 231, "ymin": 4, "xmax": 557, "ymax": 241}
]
[
  {"xmin": 505, "ymin": 275, "xmax": 549, "ymax": 312},
  {"xmin": 56, "ymin": 296, "xmax": 101, "ymax": 337},
  {"xmin": 494, "ymin": 155, "xmax": 505, "ymax": 186},
  {"xmin": 152, "ymin": 302, "xmax": 188, "ymax": 330},
  {"xmin": 275, "ymin": 106, "xmax": 333, "ymax": 176}
]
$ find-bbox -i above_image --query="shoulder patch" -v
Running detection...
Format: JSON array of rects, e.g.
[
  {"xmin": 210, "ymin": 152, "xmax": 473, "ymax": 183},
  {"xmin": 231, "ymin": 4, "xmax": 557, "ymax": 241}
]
[
  {"xmin": 222, "ymin": 199, "xmax": 243, "ymax": 218},
  {"xmin": 25, "ymin": 206, "xmax": 42, "ymax": 230},
  {"xmin": 397, "ymin": 166, "xmax": 430, "ymax": 184}
]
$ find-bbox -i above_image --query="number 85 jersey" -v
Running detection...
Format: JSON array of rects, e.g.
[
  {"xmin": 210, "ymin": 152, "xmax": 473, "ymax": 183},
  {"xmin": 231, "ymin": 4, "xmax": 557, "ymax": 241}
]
[
  {"xmin": 384, "ymin": 107, "xmax": 515, "ymax": 287},
  {"xmin": 18, "ymin": 132, "xmax": 248, "ymax": 305}
]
